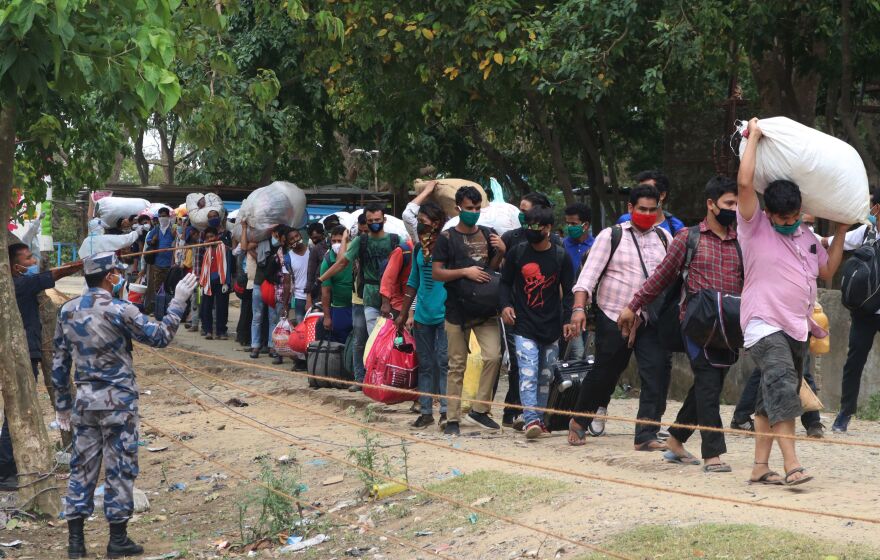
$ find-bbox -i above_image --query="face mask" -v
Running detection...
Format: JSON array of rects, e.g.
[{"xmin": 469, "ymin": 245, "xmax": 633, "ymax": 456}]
[
  {"xmin": 772, "ymin": 219, "xmax": 801, "ymax": 236},
  {"xmin": 291, "ymin": 239, "xmax": 304, "ymax": 250},
  {"xmin": 518, "ymin": 212, "xmax": 527, "ymax": 227},
  {"xmin": 20, "ymin": 264, "xmax": 39, "ymax": 276},
  {"xmin": 331, "ymin": 242, "xmax": 342, "ymax": 254},
  {"xmin": 208, "ymin": 217, "xmax": 222, "ymax": 228},
  {"xmin": 368, "ymin": 223, "xmax": 383, "ymax": 233},
  {"xmin": 714, "ymin": 207, "xmax": 737, "ymax": 227},
  {"xmin": 271, "ymin": 237, "xmax": 280, "ymax": 248},
  {"xmin": 631, "ymin": 212, "xmax": 656, "ymax": 231},
  {"xmin": 140, "ymin": 223, "xmax": 151, "ymax": 232},
  {"xmin": 869, "ymin": 214, "xmax": 877, "ymax": 227},
  {"xmin": 458, "ymin": 210, "xmax": 480, "ymax": 227},
  {"xmin": 525, "ymin": 229, "xmax": 546, "ymax": 244},
  {"xmin": 159, "ymin": 217, "xmax": 171, "ymax": 229},
  {"xmin": 111, "ymin": 273, "xmax": 125, "ymax": 296},
  {"xmin": 566, "ymin": 224, "xmax": 585, "ymax": 239}
]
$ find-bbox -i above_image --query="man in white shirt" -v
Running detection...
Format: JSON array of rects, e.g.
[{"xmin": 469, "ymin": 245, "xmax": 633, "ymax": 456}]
[{"xmin": 821, "ymin": 187, "xmax": 880, "ymax": 433}]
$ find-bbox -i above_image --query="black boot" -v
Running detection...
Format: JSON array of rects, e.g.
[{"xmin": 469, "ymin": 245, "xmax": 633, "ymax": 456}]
[
  {"xmin": 106, "ymin": 521, "xmax": 143, "ymax": 558},
  {"xmin": 67, "ymin": 517, "xmax": 87, "ymax": 559}
]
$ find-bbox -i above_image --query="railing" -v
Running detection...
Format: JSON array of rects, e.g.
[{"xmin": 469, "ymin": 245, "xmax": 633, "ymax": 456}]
[{"xmin": 52, "ymin": 242, "xmax": 78, "ymax": 267}]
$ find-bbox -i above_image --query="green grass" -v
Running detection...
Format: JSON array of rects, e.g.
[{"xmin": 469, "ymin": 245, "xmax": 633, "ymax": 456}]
[
  {"xmin": 419, "ymin": 470, "xmax": 567, "ymax": 531},
  {"xmin": 577, "ymin": 524, "xmax": 880, "ymax": 560},
  {"xmin": 856, "ymin": 392, "xmax": 880, "ymax": 421}
]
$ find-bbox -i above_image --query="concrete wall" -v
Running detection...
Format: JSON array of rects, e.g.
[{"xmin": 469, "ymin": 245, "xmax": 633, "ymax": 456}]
[{"xmin": 621, "ymin": 288, "xmax": 880, "ymax": 410}]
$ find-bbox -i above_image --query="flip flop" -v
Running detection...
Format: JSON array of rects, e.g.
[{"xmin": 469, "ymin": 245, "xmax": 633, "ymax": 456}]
[
  {"xmin": 663, "ymin": 450, "xmax": 700, "ymax": 465},
  {"xmin": 703, "ymin": 463, "xmax": 732, "ymax": 473},
  {"xmin": 748, "ymin": 471, "xmax": 784, "ymax": 486},
  {"xmin": 784, "ymin": 467, "xmax": 813, "ymax": 486},
  {"xmin": 568, "ymin": 419, "xmax": 587, "ymax": 447},
  {"xmin": 634, "ymin": 439, "xmax": 668, "ymax": 452}
]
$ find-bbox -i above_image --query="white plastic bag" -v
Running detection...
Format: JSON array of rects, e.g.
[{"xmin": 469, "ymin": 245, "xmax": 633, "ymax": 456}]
[
  {"xmin": 95, "ymin": 197, "xmax": 150, "ymax": 228},
  {"xmin": 442, "ymin": 201, "xmax": 521, "ymax": 236},
  {"xmin": 738, "ymin": 117, "xmax": 870, "ymax": 224},
  {"xmin": 345, "ymin": 208, "xmax": 410, "ymax": 242},
  {"xmin": 238, "ymin": 181, "xmax": 307, "ymax": 241},
  {"xmin": 146, "ymin": 202, "xmax": 172, "ymax": 218},
  {"xmin": 78, "ymin": 231, "xmax": 140, "ymax": 258},
  {"xmin": 186, "ymin": 192, "xmax": 226, "ymax": 230}
]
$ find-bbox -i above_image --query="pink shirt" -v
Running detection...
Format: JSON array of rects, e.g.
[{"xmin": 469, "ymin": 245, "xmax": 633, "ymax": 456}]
[
  {"xmin": 573, "ymin": 221, "xmax": 671, "ymax": 321},
  {"xmin": 737, "ymin": 208, "xmax": 827, "ymax": 343}
]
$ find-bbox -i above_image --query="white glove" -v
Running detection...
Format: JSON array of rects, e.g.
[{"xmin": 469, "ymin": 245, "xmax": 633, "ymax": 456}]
[
  {"xmin": 56, "ymin": 410, "xmax": 71, "ymax": 432},
  {"xmin": 172, "ymin": 273, "xmax": 199, "ymax": 306}
]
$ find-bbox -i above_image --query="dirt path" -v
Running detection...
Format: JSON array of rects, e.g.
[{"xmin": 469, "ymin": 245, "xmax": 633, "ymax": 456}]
[{"xmin": 14, "ymin": 282, "xmax": 880, "ymax": 558}]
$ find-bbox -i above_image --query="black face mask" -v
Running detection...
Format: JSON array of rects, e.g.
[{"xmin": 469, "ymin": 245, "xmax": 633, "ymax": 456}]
[
  {"xmin": 416, "ymin": 222, "xmax": 434, "ymax": 235},
  {"xmin": 715, "ymin": 207, "xmax": 736, "ymax": 227},
  {"xmin": 525, "ymin": 229, "xmax": 546, "ymax": 244}
]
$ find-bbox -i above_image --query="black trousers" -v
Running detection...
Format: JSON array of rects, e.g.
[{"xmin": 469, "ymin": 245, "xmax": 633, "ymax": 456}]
[
  {"xmin": 236, "ymin": 289, "xmax": 254, "ymax": 346},
  {"xmin": 668, "ymin": 350, "xmax": 729, "ymax": 458},
  {"xmin": 502, "ymin": 325, "xmax": 521, "ymax": 418},
  {"xmin": 840, "ymin": 313, "xmax": 880, "ymax": 416},
  {"xmin": 573, "ymin": 310, "xmax": 672, "ymax": 444},
  {"xmin": 733, "ymin": 358, "xmax": 821, "ymax": 429}
]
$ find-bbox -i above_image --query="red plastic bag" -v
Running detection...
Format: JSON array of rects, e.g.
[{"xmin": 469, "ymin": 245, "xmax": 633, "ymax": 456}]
[
  {"xmin": 272, "ymin": 319, "xmax": 295, "ymax": 358},
  {"xmin": 260, "ymin": 280, "xmax": 276, "ymax": 308},
  {"xmin": 363, "ymin": 320, "xmax": 418, "ymax": 405},
  {"xmin": 288, "ymin": 312, "xmax": 322, "ymax": 359}
]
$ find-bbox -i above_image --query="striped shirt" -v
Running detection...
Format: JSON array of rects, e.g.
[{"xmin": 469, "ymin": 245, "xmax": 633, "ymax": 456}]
[{"xmin": 573, "ymin": 221, "xmax": 672, "ymax": 321}]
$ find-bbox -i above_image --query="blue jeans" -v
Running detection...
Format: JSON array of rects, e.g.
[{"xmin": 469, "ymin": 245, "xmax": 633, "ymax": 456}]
[
  {"xmin": 352, "ymin": 304, "xmax": 368, "ymax": 380},
  {"xmin": 514, "ymin": 336, "xmax": 558, "ymax": 426},
  {"xmin": 414, "ymin": 321, "xmax": 448, "ymax": 415},
  {"xmin": 364, "ymin": 305, "xmax": 381, "ymax": 338},
  {"xmin": 251, "ymin": 286, "xmax": 279, "ymax": 350},
  {"xmin": 293, "ymin": 298, "xmax": 307, "ymax": 325}
]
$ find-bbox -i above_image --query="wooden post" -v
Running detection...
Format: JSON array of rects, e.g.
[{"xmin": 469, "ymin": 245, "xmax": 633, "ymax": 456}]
[{"xmin": 0, "ymin": 102, "xmax": 61, "ymax": 516}]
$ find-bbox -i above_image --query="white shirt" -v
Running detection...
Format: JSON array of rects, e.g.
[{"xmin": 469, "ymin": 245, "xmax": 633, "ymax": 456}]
[{"xmin": 283, "ymin": 249, "xmax": 310, "ymax": 300}]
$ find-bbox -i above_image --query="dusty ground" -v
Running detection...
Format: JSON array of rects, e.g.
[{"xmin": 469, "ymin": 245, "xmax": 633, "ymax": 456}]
[{"xmin": 6, "ymin": 280, "xmax": 880, "ymax": 559}]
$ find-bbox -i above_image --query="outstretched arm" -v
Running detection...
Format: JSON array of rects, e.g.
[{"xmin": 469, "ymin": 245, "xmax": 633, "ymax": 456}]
[{"xmin": 737, "ymin": 117, "xmax": 763, "ymax": 221}]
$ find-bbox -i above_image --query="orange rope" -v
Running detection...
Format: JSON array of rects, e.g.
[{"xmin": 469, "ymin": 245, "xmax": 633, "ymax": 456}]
[
  {"xmin": 164, "ymin": 345, "xmax": 880, "ymax": 450},
  {"xmin": 120, "ymin": 240, "xmax": 223, "ymax": 259},
  {"xmin": 143, "ymin": 347, "xmax": 880, "ymax": 527},
  {"xmin": 138, "ymin": 418, "xmax": 457, "ymax": 560},
  {"xmin": 143, "ymin": 375, "xmax": 633, "ymax": 560}
]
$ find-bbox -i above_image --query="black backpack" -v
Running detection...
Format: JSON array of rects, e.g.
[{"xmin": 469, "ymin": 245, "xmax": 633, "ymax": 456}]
[{"xmin": 841, "ymin": 226, "xmax": 880, "ymax": 315}]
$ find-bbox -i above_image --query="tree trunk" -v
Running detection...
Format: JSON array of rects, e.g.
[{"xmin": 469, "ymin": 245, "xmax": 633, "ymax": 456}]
[
  {"xmin": 108, "ymin": 151, "xmax": 124, "ymax": 183},
  {"xmin": 467, "ymin": 127, "xmax": 531, "ymax": 201},
  {"xmin": 0, "ymin": 102, "xmax": 60, "ymax": 516},
  {"xmin": 156, "ymin": 125, "xmax": 175, "ymax": 186},
  {"xmin": 133, "ymin": 130, "xmax": 150, "ymax": 185},
  {"xmin": 524, "ymin": 89, "xmax": 575, "ymax": 204},
  {"xmin": 838, "ymin": 0, "xmax": 880, "ymax": 179},
  {"xmin": 334, "ymin": 131, "xmax": 360, "ymax": 184},
  {"xmin": 571, "ymin": 103, "xmax": 608, "ymax": 233},
  {"xmin": 596, "ymin": 104, "xmax": 624, "ymax": 214}
]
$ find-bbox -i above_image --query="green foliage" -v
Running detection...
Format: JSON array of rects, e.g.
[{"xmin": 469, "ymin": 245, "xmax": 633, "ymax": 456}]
[
  {"xmin": 237, "ymin": 458, "xmax": 306, "ymax": 545},
  {"xmin": 856, "ymin": 393, "xmax": 880, "ymax": 421},
  {"xmin": 347, "ymin": 428, "xmax": 392, "ymax": 493}
]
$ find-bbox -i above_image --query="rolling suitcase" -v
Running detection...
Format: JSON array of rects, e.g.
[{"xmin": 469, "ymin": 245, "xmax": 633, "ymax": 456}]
[
  {"xmin": 543, "ymin": 353, "xmax": 594, "ymax": 432},
  {"xmin": 307, "ymin": 338, "xmax": 351, "ymax": 389}
]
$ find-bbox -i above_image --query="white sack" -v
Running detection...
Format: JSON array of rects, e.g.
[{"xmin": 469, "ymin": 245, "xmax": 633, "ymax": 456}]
[
  {"xmin": 78, "ymin": 231, "xmax": 140, "ymax": 258},
  {"xmin": 738, "ymin": 117, "xmax": 870, "ymax": 224},
  {"xmin": 238, "ymin": 181, "xmax": 307, "ymax": 241},
  {"xmin": 186, "ymin": 192, "xmax": 226, "ymax": 230},
  {"xmin": 319, "ymin": 211, "xmax": 352, "ymax": 230},
  {"xmin": 95, "ymin": 197, "xmax": 150, "ymax": 228},
  {"xmin": 442, "ymin": 201, "xmax": 521, "ymax": 236},
  {"xmin": 345, "ymin": 208, "xmax": 410, "ymax": 242},
  {"xmin": 146, "ymin": 202, "xmax": 172, "ymax": 218}
]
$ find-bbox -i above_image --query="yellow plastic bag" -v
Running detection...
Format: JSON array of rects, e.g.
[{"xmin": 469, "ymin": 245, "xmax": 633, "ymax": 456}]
[
  {"xmin": 462, "ymin": 332, "xmax": 482, "ymax": 412},
  {"xmin": 810, "ymin": 303, "xmax": 830, "ymax": 355},
  {"xmin": 364, "ymin": 316, "xmax": 388, "ymax": 359}
]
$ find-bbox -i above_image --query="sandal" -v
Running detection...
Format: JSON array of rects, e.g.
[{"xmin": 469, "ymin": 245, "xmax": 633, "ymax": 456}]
[
  {"xmin": 634, "ymin": 439, "xmax": 668, "ymax": 452},
  {"xmin": 702, "ymin": 463, "xmax": 732, "ymax": 473},
  {"xmin": 748, "ymin": 471, "xmax": 784, "ymax": 485},
  {"xmin": 568, "ymin": 419, "xmax": 588, "ymax": 447},
  {"xmin": 784, "ymin": 467, "xmax": 813, "ymax": 486},
  {"xmin": 663, "ymin": 450, "xmax": 700, "ymax": 465}
]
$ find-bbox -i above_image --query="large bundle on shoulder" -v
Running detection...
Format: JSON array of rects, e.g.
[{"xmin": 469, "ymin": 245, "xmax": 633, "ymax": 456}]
[
  {"xmin": 346, "ymin": 208, "xmax": 410, "ymax": 241},
  {"xmin": 738, "ymin": 117, "xmax": 870, "ymax": 224},
  {"xmin": 186, "ymin": 192, "xmax": 225, "ymax": 230},
  {"xmin": 413, "ymin": 178, "xmax": 488, "ymax": 218},
  {"xmin": 238, "ymin": 181, "xmax": 307, "ymax": 241},
  {"xmin": 95, "ymin": 197, "xmax": 150, "ymax": 228},
  {"xmin": 442, "ymin": 201, "xmax": 521, "ymax": 236}
]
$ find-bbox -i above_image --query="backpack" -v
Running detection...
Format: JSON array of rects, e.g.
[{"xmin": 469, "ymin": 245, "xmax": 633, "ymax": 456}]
[
  {"xmin": 355, "ymin": 233, "xmax": 408, "ymax": 297},
  {"xmin": 663, "ymin": 210, "xmax": 680, "ymax": 236},
  {"xmin": 445, "ymin": 226, "xmax": 501, "ymax": 321},
  {"xmin": 841, "ymin": 226, "xmax": 880, "ymax": 315}
]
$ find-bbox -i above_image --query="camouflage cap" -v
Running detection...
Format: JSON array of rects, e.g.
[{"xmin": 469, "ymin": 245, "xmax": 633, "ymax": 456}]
[{"xmin": 83, "ymin": 251, "xmax": 128, "ymax": 275}]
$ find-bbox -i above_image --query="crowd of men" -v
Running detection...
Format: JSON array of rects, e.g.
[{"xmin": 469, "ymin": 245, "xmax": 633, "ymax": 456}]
[{"xmin": 5, "ymin": 116, "xmax": 880, "ymax": 557}]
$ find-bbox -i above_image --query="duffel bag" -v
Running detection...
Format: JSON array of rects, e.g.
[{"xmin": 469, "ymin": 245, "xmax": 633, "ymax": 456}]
[
  {"xmin": 307, "ymin": 339, "xmax": 349, "ymax": 389},
  {"xmin": 682, "ymin": 290, "xmax": 743, "ymax": 351}
]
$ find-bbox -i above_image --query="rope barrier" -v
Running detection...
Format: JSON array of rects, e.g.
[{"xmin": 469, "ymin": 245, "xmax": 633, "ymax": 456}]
[
  {"xmin": 164, "ymin": 345, "xmax": 880, "ymax": 450},
  {"xmin": 141, "ymin": 371, "xmax": 633, "ymax": 560},
  {"xmin": 143, "ymin": 347, "xmax": 880, "ymax": 527},
  {"xmin": 120, "ymin": 240, "xmax": 223, "ymax": 259},
  {"xmin": 137, "ymin": 418, "xmax": 458, "ymax": 560}
]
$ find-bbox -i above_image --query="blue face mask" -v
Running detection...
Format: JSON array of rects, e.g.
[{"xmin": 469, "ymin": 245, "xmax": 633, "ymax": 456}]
[
  {"xmin": 23, "ymin": 264, "xmax": 40, "ymax": 276},
  {"xmin": 772, "ymin": 219, "xmax": 802, "ymax": 236},
  {"xmin": 111, "ymin": 273, "xmax": 125, "ymax": 296},
  {"xmin": 869, "ymin": 214, "xmax": 877, "ymax": 227},
  {"xmin": 271, "ymin": 237, "xmax": 280, "ymax": 248},
  {"xmin": 368, "ymin": 223, "xmax": 383, "ymax": 233},
  {"xmin": 208, "ymin": 217, "xmax": 222, "ymax": 228}
]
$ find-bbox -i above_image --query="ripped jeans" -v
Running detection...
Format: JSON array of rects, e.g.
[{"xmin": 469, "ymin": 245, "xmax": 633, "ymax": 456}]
[{"xmin": 514, "ymin": 336, "xmax": 559, "ymax": 426}]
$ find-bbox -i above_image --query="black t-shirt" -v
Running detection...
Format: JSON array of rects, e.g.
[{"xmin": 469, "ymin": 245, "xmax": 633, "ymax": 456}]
[
  {"xmin": 500, "ymin": 243, "xmax": 574, "ymax": 345},
  {"xmin": 14, "ymin": 271, "xmax": 55, "ymax": 359},
  {"xmin": 501, "ymin": 228, "xmax": 564, "ymax": 253},
  {"xmin": 432, "ymin": 226, "xmax": 497, "ymax": 326}
]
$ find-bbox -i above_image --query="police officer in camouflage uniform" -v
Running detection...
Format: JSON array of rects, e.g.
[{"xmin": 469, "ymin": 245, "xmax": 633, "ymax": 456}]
[{"xmin": 52, "ymin": 252, "xmax": 198, "ymax": 559}]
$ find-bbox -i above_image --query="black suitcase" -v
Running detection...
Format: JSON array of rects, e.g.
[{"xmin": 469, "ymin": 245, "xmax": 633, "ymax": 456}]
[
  {"xmin": 307, "ymin": 339, "xmax": 352, "ymax": 389},
  {"xmin": 543, "ymin": 355, "xmax": 594, "ymax": 432}
]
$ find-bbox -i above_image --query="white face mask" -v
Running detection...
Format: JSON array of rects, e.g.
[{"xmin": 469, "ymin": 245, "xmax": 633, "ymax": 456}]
[
  {"xmin": 331, "ymin": 242, "xmax": 342, "ymax": 254},
  {"xmin": 159, "ymin": 217, "xmax": 171, "ymax": 229}
]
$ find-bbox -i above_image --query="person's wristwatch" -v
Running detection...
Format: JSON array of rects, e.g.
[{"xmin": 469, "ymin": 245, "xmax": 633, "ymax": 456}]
[{"xmin": 572, "ymin": 307, "xmax": 585, "ymax": 314}]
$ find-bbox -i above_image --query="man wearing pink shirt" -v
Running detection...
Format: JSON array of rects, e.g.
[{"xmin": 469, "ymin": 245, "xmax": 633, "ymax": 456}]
[{"xmin": 737, "ymin": 117, "xmax": 849, "ymax": 486}]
